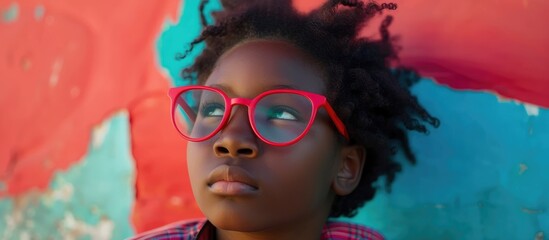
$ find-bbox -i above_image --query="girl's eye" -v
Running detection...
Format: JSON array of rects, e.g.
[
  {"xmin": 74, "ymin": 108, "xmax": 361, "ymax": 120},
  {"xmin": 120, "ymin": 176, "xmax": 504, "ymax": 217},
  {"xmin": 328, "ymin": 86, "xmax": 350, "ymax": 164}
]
[
  {"xmin": 267, "ymin": 106, "xmax": 300, "ymax": 121},
  {"xmin": 200, "ymin": 103, "xmax": 225, "ymax": 117}
]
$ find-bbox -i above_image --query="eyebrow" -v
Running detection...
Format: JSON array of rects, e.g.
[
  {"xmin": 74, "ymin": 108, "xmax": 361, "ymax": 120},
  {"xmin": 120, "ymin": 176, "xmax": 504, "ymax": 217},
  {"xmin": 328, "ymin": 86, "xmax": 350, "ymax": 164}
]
[
  {"xmin": 207, "ymin": 84, "xmax": 231, "ymax": 93},
  {"xmin": 270, "ymin": 84, "xmax": 297, "ymax": 90},
  {"xmin": 207, "ymin": 83, "xmax": 298, "ymax": 94}
]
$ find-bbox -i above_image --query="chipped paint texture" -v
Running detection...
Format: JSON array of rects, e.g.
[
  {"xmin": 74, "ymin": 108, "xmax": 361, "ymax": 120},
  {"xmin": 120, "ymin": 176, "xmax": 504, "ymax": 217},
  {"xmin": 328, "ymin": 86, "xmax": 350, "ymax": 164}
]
[
  {"xmin": 0, "ymin": 112, "xmax": 135, "ymax": 239},
  {"xmin": 0, "ymin": 0, "xmax": 182, "ymax": 238},
  {"xmin": 345, "ymin": 80, "xmax": 549, "ymax": 239},
  {"xmin": 1, "ymin": 3, "xmax": 18, "ymax": 22},
  {"xmin": 33, "ymin": 5, "xmax": 44, "ymax": 21},
  {"xmin": 1, "ymin": 0, "xmax": 548, "ymax": 239}
]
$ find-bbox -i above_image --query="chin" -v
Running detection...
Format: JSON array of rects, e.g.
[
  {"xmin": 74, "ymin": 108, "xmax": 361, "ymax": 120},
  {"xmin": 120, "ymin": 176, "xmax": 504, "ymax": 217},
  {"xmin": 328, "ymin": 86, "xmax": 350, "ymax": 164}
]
[
  {"xmin": 205, "ymin": 204, "xmax": 277, "ymax": 232},
  {"xmin": 209, "ymin": 214, "xmax": 268, "ymax": 232}
]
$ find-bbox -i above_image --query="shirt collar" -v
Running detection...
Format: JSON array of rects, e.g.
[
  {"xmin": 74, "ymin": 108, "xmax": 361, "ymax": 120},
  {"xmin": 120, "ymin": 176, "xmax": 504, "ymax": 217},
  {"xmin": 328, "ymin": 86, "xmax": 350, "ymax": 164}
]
[{"xmin": 196, "ymin": 220, "xmax": 216, "ymax": 240}]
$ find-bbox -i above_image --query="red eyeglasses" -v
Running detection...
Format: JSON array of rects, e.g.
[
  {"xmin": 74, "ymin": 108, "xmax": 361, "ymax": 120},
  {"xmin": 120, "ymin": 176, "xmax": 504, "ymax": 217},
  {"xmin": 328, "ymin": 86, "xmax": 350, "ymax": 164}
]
[{"xmin": 168, "ymin": 86, "xmax": 349, "ymax": 146}]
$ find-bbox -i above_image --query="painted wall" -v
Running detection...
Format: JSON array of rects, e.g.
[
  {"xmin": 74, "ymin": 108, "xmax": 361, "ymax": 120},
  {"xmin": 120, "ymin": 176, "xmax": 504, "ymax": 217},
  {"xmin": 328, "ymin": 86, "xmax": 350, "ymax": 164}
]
[{"xmin": 1, "ymin": 0, "xmax": 548, "ymax": 239}]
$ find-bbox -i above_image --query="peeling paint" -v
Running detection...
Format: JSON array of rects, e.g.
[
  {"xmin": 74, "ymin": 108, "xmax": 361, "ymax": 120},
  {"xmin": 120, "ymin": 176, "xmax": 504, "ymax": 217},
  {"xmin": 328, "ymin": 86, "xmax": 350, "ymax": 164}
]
[
  {"xmin": 521, "ymin": 207, "xmax": 544, "ymax": 215},
  {"xmin": 496, "ymin": 95, "xmax": 542, "ymax": 117},
  {"xmin": 60, "ymin": 212, "xmax": 115, "ymax": 240},
  {"xmin": 92, "ymin": 118, "xmax": 111, "ymax": 149},
  {"xmin": 349, "ymin": 80, "xmax": 549, "ymax": 239},
  {"xmin": 42, "ymin": 177, "xmax": 74, "ymax": 205},
  {"xmin": 524, "ymin": 103, "xmax": 540, "ymax": 117},
  {"xmin": 49, "ymin": 58, "xmax": 64, "ymax": 88},
  {"xmin": 1, "ymin": 3, "xmax": 18, "ymax": 23},
  {"xmin": 19, "ymin": 231, "xmax": 30, "ymax": 240},
  {"xmin": 0, "ymin": 0, "xmax": 547, "ymax": 238},
  {"xmin": 496, "ymin": 95, "xmax": 513, "ymax": 104},
  {"xmin": 492, "ymin": 96, "xmax": 540, "ymax": 117},
  {"xmin": 34, "ymin": 5, "xmax": 45, "ymax": 21},
  {"xmin": 1, "ymin": 0, "xmax": 181, "ymax": 238},
  {"xmin": 0, "ymin": 112, "xmax": 135, "ymax": 239},
  {"xmin": 170, "ymin": 196, "xmax": 183, "ymax": 206},
  {"xmin": 519, "ymin": 163, "xmax": 529, "ymax": 175}
]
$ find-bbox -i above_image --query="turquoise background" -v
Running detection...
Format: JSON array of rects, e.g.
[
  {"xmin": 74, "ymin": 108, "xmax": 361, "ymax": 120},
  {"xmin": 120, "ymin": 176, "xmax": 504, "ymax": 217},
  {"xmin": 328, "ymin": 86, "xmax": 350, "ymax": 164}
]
[{"xmin": 0, "ymin": 112, "xmax": 135, "ymax": 239}]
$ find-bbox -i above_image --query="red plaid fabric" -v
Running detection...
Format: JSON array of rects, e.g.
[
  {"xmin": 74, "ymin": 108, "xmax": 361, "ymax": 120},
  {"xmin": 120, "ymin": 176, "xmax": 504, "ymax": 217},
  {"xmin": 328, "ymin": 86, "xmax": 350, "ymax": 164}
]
[{"xmin": 129, "ymin": 219, "xmax": 384, "ymax": 240}]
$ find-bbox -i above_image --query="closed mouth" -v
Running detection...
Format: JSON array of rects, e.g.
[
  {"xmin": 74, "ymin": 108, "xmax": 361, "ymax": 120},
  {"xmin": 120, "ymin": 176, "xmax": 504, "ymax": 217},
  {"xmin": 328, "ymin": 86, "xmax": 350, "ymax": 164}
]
[{"xmin": 207, "ymin": 165, "xmax": 259, "ymax": 195}]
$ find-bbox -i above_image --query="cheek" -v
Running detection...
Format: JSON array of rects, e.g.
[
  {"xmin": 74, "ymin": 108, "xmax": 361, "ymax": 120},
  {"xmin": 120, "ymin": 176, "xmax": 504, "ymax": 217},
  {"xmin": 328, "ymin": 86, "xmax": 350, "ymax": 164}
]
[
  {"xmin": 186, "ymin": 142, "xmax": 211, "ymax": 193},
  {"xmin": 260, "ymin": 136, "xmax": 339, "ymax": 210},
  {"xmin": 291, "ymin": 128, "xmax": 340, "ymax": 197}
]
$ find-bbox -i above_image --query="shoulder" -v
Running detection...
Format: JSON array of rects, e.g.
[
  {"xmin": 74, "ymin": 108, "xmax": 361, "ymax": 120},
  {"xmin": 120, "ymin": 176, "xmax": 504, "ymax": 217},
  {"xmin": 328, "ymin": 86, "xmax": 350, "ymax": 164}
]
[
  {"xmin": 127, "ymin": 219, "xmax": 207, "ymax": 240},
  {"xmin": 321, "ymin": 220, "xmax": 384, "ymax": 240}
]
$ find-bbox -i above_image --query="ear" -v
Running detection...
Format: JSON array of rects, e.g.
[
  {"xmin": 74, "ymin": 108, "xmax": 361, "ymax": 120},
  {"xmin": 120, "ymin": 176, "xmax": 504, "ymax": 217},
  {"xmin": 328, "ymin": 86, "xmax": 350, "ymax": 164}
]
[{"xmin": 332, "ymin": 145, "xmax": 366, "ymax": 196}]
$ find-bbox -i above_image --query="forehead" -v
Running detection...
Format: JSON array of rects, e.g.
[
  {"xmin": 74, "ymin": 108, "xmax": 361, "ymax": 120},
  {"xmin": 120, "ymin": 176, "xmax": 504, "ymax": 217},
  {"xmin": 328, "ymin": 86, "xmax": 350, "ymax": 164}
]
[{"xmin": 205, "ymin": 39, "xmax": 326, "ymax": 96}]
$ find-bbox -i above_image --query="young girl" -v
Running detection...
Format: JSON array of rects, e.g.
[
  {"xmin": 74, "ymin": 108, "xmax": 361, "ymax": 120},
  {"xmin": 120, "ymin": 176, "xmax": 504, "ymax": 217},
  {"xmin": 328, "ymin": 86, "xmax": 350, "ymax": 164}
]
[{"xmin": 131, "ymin": 0, "xmax": 438, "ymax": 239}]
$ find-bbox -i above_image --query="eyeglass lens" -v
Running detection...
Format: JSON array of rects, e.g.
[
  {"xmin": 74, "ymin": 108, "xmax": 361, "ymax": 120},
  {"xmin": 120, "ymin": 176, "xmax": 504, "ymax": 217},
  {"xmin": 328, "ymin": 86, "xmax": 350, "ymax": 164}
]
[{"xmin": 174, "ymin": 89, "xmax": 314, "ymax": 144}]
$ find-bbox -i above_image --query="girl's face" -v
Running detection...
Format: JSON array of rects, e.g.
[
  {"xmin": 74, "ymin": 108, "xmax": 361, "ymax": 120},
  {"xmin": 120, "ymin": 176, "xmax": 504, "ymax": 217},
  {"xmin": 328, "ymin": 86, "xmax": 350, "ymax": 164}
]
[{"xmin": 187, "ymin": 40, "xmax": 344, "ymax": 233}]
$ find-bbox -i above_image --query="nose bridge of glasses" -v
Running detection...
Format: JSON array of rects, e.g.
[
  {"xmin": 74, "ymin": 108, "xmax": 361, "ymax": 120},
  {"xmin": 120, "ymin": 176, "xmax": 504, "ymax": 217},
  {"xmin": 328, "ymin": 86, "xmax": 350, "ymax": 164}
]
[
  {"xmin": 226, "ymin": 97, "xmax": 254, "ymax": 126},
  {"xmin": 227, "ymin": 98, "xmax": 254, "ymax": 121},
  {"xmin": 225, "ymin": 98, "xmax": 253, "ymax": 127},
  {"xmin": 221, "ymin": 98, "xmax": 258, "ymax": 144},
  {"xmin": 230, "ymin": 98, "xmax": 253, "ymax": 106}
]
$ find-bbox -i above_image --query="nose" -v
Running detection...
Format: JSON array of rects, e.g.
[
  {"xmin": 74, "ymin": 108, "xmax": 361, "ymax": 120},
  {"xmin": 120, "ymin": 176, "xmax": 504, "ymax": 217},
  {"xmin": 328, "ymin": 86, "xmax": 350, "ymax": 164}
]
[{"xmin": 213, "ymin": 107, "xmax": 259, "ymax": 158}]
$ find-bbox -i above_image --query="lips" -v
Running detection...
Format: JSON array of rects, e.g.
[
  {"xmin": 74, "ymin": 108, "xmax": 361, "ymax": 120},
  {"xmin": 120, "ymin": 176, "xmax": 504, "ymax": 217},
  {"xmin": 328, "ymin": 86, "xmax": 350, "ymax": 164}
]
[{"xmin": 207, "ymin": 165, "xmax": 259, "ymax": 196}]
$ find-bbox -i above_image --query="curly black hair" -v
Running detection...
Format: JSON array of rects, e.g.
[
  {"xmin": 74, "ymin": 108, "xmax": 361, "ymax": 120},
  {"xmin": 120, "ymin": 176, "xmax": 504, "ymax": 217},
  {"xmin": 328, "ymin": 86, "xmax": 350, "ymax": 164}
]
[{"xmin": 178, "ymin": 0, "xmax": 440, "ymax": 218}]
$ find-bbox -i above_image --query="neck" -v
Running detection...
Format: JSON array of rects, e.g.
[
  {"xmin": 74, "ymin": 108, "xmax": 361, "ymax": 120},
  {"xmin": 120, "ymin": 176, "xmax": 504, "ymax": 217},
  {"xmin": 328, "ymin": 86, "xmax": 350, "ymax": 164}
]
[{"xmin": 215, "ymin": 210, "xmax": 330, "ymax": 240}]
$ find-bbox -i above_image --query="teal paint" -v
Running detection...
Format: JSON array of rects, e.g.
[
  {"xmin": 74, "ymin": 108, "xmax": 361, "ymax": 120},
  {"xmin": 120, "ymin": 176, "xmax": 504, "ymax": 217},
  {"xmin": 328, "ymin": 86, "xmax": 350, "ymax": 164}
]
[
  {"xmin": 156, "ymin": 0, "xmax": 221, "ymax": 87},
  {"xmin": 0, "ymin": 111, "xmax": 136, "ymax": 239},
  {"xmin": 34, "ymin": 5, "xmax": 44, "ymax": 21},
  {"xmin": 1, "ymin": 3, "xmax": 19, "ymax": 23},
  {"xmin": 346, "ymin": 80, "xmax": 549, "ymax": 240}
]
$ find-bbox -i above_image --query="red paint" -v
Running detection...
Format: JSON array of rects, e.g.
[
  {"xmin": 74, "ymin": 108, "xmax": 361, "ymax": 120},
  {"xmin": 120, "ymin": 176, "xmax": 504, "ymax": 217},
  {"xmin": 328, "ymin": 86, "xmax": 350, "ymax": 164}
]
[
  {"xmin": 0, "ymin": 0, "xmax": 202, "ymax": 233},
  {"xmin": 295, "ymin": 0, "xmax": 549, "ymax": 107},
  {"xmin": 2, "ymin": 0, "xmax": 548, "ymax": 235},
  {"xmin": 129, "ymin": 93, "xmax": 202, "ymax": 233}
]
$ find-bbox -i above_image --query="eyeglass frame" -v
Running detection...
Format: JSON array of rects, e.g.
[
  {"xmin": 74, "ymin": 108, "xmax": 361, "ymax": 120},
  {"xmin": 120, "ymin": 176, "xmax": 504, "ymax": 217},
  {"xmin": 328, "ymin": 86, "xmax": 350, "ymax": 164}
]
[{"xmin": 168, "ymin": 85, "xmax": 349, "ymax": 146}]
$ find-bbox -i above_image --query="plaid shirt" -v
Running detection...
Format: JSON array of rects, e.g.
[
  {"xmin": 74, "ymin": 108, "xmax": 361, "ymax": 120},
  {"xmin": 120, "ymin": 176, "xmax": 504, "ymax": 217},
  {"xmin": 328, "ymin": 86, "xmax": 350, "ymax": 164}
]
[{"xmin": 129, "ymin": 219, "xmax": 384, "ymax": 240}]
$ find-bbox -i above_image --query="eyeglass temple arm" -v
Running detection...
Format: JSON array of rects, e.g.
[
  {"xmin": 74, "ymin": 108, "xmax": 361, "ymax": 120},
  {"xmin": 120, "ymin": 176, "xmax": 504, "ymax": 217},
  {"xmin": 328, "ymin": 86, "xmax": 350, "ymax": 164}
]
[
  {"xmin": 324, "ymin": 103, "xmax": 350, "ymax": 140},
  {"xmin": 175, "ymin": 97, "xmax": 197, "ymax": 123}
]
